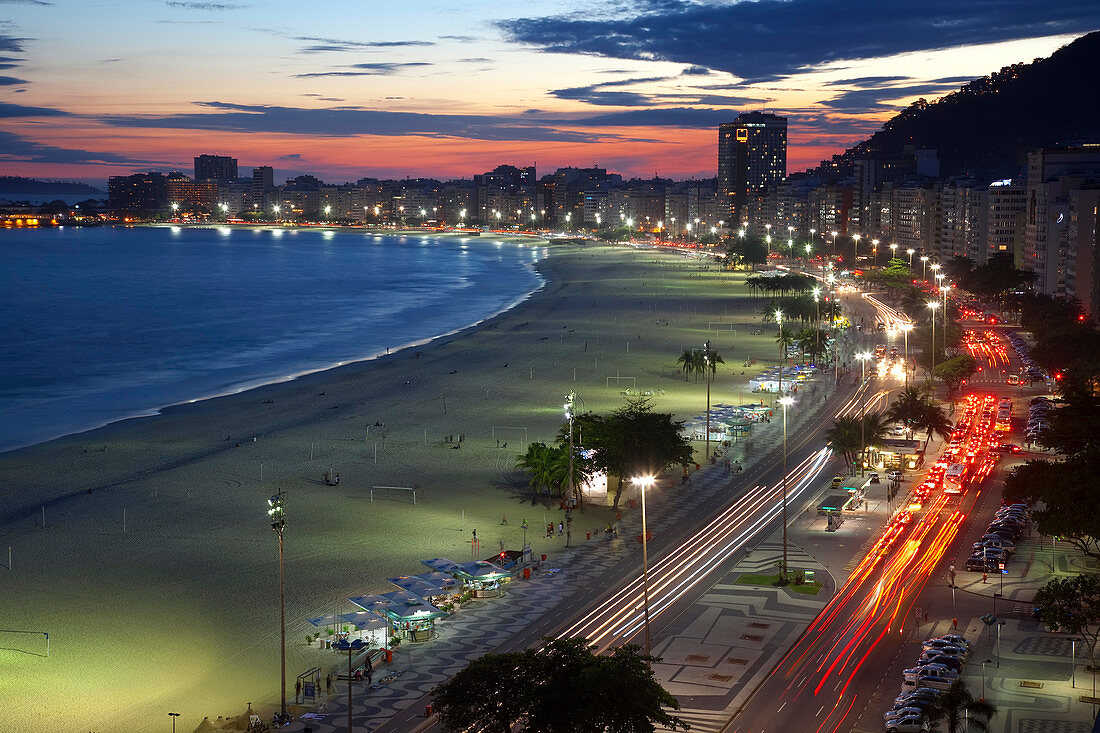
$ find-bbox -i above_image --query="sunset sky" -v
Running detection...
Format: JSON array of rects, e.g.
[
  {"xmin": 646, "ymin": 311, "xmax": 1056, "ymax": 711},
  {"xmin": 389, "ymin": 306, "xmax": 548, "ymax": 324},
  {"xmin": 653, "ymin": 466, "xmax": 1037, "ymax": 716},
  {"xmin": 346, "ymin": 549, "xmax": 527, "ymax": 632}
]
[{"xmin": 2, "ymin": 0, "xmax": 1098, "ymax": 185}]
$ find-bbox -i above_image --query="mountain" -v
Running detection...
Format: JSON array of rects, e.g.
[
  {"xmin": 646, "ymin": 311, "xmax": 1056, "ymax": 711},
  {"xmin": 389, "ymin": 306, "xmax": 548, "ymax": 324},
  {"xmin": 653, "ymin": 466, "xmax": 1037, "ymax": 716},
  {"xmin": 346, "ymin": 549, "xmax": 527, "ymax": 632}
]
[
  {"xmin": 814, "ymin": 31, "xmax": 1100, "ymax": 180},
  {"xmin": 0, "ymin": 176, "xmax": 104, "ymax": 197}
]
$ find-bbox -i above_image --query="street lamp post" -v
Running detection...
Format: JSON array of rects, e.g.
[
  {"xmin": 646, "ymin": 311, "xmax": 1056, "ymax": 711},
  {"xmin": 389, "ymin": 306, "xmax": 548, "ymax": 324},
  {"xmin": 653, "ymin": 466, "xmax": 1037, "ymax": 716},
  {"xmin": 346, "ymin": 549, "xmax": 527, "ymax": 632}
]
[
  {"xmin": 907, "ymin": 248, "xmax": 915, "ymax": 266},
  {"xmin": 267, "ymin": 491, "xmax": 288, "ymax": 721},
  {"xmin": 334, "ymin": 638, "xmax": 367, "ymax": 733},
  {"xmin": 703, "ymin": 340, "xmax": 713, "ymax": 460},
  {"xmin": 779, "ymin": 396, "xmax": 795, "ymax": 583},
  {"xmin": 813, "ymin": 288, "xmax": 821, "ymax": 365},
  {"xmin": 831, "ymin": 231, "xmax": 838, "ymax": 258},
  {"xmin": 775, "ymin": 310, "xmax": 785, "ymax": 399},
  {"xmin": 901, "ymin": 323, "xmax": 913, "ymax": 388},
  {"xmin": 632, "ymin": 476, "xmax": 656, "ymax": 659},
  {"xmin": 981, "ymin": 659, "xmax": 992, "ymax": 701},
  {"xmin": 927, "ymin": 301, "xmax": 940, "ymax": 404},
  {"xmin": 920, "ymin": 255, "xmax": 929, "ymax": 281},
  {"xmin": 169, "ymin": 712, "xmax": 180, "ymax": 733},
  {"xmin": 852, "ymin": 234, "xmax": 861, "ymax": 266},
  {"xmin": 1071, "ymin": 638, "xmax": 1080, "ymax": 688},
  {"xmin": 565, "ymin": 392, "xmax": 576, "ymax": 547},
  {"xmin": 856, "ymin": 352, "xmax": 871, "ymax": 476}
]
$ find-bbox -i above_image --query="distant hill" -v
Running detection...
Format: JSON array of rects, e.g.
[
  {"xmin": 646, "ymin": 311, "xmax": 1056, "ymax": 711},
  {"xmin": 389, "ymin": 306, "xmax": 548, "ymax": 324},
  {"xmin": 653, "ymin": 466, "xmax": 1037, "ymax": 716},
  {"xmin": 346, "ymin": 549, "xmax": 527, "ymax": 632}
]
[
  {"xmin": 814, "ymin": 31, "xmax": 1100, "ymax": 180},
  {"xmin": 0, "ymin": 176, "xmax": 104, "ymax": 197}
]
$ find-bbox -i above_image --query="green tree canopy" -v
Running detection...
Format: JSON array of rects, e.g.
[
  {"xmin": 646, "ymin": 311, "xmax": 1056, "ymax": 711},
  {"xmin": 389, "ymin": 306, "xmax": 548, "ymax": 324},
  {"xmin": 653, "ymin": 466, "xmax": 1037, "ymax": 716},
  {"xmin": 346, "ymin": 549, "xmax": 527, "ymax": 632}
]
[
  {"xmin": 1003, "ymin": 456, "xmax": 1100, "ymax": 561},
  {"xmin": 1033, "ymin": 574, "xmax": 1100, "ymax": 669},
  {"xmin": 431, "ymin": 638, "xmax": 689, "ymax": 733},
  {"xmin": 725, "ymin": 232, "xmax": 768, "ymax": 270},
  {"xmin": 933, "ymin": 354, "xmax": 978, "ymax": 393},
  {"xmin": 575, "ymin": 397, "xmax": 694, "ymax": 507}
]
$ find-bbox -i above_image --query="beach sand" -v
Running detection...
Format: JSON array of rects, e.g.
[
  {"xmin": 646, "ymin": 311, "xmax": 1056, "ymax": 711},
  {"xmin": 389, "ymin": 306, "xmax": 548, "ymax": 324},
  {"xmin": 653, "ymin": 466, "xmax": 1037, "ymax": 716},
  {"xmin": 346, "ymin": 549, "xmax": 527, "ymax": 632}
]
[{"xmin": 0, "ymin": 242, "xmax": 786, "ymax": 732}]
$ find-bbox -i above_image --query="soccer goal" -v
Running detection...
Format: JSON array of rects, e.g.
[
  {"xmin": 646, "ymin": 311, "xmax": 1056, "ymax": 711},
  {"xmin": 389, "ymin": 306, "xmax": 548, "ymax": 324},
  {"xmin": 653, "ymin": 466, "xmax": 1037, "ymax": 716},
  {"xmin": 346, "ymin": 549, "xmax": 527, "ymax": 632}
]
[
  {"xmin": 370, "ymin": 486, "xmax": 418, "ymax": 505},
  {"xmin": 0, "ymin": 629, "xmax": 49, "ymax": 657},
  {"xmin": 606, "ymin": 376, "xmax": 636, "ymax": 389},
  {"xmin": 491, "ymin": 426, "xmax": 528, "ymax": 447},
  {"xmin": 708, "ymin": 323, "xmax": 737, "ymax": 336}
]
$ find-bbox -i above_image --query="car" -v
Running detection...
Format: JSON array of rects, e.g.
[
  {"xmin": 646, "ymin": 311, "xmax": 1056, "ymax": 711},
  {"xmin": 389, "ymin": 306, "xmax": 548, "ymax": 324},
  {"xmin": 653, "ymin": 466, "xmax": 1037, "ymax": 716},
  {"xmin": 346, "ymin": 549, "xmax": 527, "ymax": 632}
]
[
  {"xmin": 885, "ymin": 714, "xmax": 931, "ymax": 732},
  {"xmin": 919, "ymin": 650, "xmax": 964, "ymax": 665},
  {"xmin": 997, "ymin": 443, "xmax": 1023, "ymax": 453},
  {"xmin": 831, "ymin": 475, "xmax": 844, "ymax": 489},
  {"xmin": 903, "ymin": 664, "xmax": 959, "ymax": 680},
  {"xmin": 895, "ymin": 688, "xmax": 941, "ymax": 705},
  {"xmin": 901, "ymin": 674, "xmax": 953, "ymax": 692},
  {"xmin": 887, "ymin": 470, "xmax": 904, "ymax": 481},
  {"xmin": 966, "ymin": 558, "xmax": 1001, "ymax": 572},
  {"xmin": 869, "ymin": 472, "xmax": 881, "ymax": 484},
  {"xmin": 980, "ymin": 535, "xmax": 1016, "ymax": 549},
  {"xmin": 885, "ymin": 707, "xmax": 927, "ymax": 721},
  {"xmin": 922, "ymin": 655, "xmax": 963, "ymax": 672}
]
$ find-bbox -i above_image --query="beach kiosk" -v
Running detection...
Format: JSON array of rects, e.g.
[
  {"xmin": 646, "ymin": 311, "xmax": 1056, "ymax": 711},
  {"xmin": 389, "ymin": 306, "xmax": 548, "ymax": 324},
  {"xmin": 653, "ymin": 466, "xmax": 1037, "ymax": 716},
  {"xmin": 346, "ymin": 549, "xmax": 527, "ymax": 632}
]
[
  {"xmin": 387, "ymin": 574, "xmax": 460, "ymax": 608},
  {"xmin": 421, "ymin": 557, "xmax": 511, "ymax": 598},
  {"xmin": 306, "ymin": 611, "xmax": 389, "ymax": 648},
  {"xmin": 348, "ymin": 590, "xmax": 448, "ymax": 643}
]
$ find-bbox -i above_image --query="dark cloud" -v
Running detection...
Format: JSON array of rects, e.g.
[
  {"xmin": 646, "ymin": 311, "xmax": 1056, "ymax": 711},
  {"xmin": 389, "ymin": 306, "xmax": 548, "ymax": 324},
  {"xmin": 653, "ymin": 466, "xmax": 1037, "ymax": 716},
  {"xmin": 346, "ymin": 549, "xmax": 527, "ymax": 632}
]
[
  {"xmin": 438, "ymin": 35, "xmax": 479, "ymax": 42},
  {"xmin": 0, "ymin": 130, "xmax": 158, "ymax": 166},
  {"xmin": 0, "ymin": 0, "xmax": 52, "ymax": 5},
  {"xmin": 501, "ymin": 0, "xmax": 1100, "ymax": 83},
  {"xmin": 0, "ymin": 75, "xmax": 28, "ymax": 85},
  {"xmin": 294, "ymin": 36, "xmax": 434, "ymax": 53},
  {"xmin": 165, "ymin": 1, "xmax": 244, "ymax": 8},
  {"xmin": 95, "ymin": 101, "xmax": 621, "ymax": 143},
  {"xmin": 681, "ymin": 65, "xmax": 710, "ymax": 75},
  {"xmin": 823, "ymin": 76, "xmax": 911, "ymax": 88},
  {"xmin": 820, "ymin": 81, "xmax": 970, "ymax": 110},
  {"xmin": 552, "ymin": 107, "xmax": 740, "ymax": 129},
  {"xmin": 99, "ymin": 58, "xmax": 123, "ymax": 64},
  {"xmin": 0, "ymin": 34, "xmax": 29, "ymax": 54},
  {"xmin": 0, "ymin": 100, "xmax": 68, "ymax": 116},
  {"xmin": 293, "ymin": 62, "xmax": 431, "ymax": 78},
  {"xmin": 550, "ymin": 76, "xmax": 765, "ymax": 107},
  {"xmin": 456, "ymin": 57, "xmax": 492, "ymax": 63},
  {"xmin": 279, "ymin": 153, "xmax": 302, "ymax": 160}
]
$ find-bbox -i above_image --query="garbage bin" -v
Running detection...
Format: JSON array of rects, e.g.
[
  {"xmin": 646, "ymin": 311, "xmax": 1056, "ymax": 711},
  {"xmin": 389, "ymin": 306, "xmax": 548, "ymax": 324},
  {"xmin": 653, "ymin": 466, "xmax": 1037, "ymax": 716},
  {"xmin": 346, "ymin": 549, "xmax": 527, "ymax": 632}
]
[
  {"xmin": 523, "ymin": 567, "xmax": 531, "ymax": 580},
  {"xmin": 541, "ymin": 554, "xmax": 547, "ymax": 561},
  {"xmin": 384, "ymin": 648, "xmax": 393, "ymax": 663}
]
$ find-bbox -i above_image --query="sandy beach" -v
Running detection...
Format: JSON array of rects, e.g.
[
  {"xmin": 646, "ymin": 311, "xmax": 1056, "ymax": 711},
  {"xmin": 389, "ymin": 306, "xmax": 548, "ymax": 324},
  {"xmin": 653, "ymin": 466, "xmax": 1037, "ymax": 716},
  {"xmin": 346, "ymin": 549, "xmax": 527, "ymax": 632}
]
[{"xmin": 0, "ymin": 241, "xmax": 788, "ymax": 732}]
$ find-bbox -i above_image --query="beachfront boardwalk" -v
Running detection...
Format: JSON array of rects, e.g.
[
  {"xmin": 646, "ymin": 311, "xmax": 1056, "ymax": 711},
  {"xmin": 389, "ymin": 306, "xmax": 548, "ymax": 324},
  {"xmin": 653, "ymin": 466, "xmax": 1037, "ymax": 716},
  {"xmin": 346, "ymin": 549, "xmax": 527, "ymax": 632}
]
[{"xmin": 282, "ymin": 377, "xmax": 843, "ymax": 732}]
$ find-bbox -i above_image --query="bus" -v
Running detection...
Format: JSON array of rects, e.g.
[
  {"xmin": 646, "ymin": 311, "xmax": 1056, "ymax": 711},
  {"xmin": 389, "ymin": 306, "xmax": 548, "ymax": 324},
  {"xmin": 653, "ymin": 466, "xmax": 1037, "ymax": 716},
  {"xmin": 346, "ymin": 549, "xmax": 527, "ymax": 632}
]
[{"xmin": 943, "ymin": 463, "xmax": 969, "ymax": 494}]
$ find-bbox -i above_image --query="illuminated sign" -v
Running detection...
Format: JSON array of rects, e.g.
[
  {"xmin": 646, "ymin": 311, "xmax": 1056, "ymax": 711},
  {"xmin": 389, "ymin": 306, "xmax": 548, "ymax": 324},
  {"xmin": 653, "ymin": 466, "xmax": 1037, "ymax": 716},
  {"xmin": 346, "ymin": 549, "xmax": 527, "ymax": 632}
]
[{"xmin": 736, "ymin": 129, "xmax": 749, "ymax": 142}]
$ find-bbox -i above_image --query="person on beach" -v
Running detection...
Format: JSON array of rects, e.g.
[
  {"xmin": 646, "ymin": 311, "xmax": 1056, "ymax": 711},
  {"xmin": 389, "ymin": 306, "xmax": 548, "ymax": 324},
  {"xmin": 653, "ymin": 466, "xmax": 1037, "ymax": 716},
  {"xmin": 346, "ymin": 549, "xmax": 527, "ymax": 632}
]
[{"xmin": 365, "ymin": 654, "xmax": 373, "ymax": 685}]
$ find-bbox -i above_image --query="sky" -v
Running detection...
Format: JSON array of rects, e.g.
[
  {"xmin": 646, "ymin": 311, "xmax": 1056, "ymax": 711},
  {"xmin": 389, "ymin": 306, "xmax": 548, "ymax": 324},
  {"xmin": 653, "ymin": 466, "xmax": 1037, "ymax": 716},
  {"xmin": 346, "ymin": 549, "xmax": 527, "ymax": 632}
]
[{"xmin": 1, "ymin": 0, "xmax": 1098, "ymax": 185}]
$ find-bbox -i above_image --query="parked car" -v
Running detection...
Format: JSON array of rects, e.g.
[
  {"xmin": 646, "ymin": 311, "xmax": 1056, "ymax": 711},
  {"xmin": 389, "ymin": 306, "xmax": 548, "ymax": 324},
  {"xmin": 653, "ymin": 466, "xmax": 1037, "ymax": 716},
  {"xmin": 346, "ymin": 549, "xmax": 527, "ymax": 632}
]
[
  {"xmin": 921, "ymin": 639, "xmax": 968, "ymax": 657},
  {"xmin": 922, "ymin": 654, "xmax": 963, "ymax": 672},
  {"xmin": 886, "ymin": 714, "xmax": 931, "ymax": 732},
  {"xmin": 869, "ymin": 472, "xmax": 881, "ymax": 484},
  {"xmin": 903, "ymin": 664, "xmax": 959, "ymax": 681},
  {"xmin": 885, "ymin": 707, "xmax": 928, "ymax": 721}
]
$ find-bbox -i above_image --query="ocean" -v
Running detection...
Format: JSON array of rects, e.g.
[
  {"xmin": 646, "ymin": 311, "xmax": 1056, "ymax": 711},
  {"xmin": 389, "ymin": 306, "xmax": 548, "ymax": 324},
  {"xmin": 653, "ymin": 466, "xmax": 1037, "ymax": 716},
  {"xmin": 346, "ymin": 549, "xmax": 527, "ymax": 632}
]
[{"xmin": 0, "ymin": 225, "xmax": 546, "ymax": 453}]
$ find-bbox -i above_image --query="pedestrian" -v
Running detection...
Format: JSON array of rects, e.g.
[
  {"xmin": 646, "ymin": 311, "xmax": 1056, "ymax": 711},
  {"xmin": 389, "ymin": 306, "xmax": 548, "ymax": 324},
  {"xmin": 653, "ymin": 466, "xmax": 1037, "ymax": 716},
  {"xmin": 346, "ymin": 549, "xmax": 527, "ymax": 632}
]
[
  {"xmin": 501, "ymin": 514, "xmax": 508, "ymax": 525},
  {"xmin": 924, "ymin": 611, "xmax": 929, "ymax": 623},
  {"xmin": 326, "ymin": 674, "xmax": 332, "ymax": 693},
  {"xmin": 472, "ymin": 528, "xmax": 477, "ymax": 543},
  {"xmin": 295, "ymin": 679, "xmax": 302, "ymax": 703},
  {"xmin": 365, "ymin": 653, "xmax": 374, "ymax": 685},
  {"xmin": 952, "ymin": 617, "xmax": 958, "ymax": 630},
  {"xmin": 982, "ymin": 572, "xmax": 987, "ymax": 584},
  {"xmin": 557, "ymin": 521, "xmax": 564, "ymax": 536},
  {"xmin": 354, "ymin": 668, "xmax": 363, "ymax": 682}
]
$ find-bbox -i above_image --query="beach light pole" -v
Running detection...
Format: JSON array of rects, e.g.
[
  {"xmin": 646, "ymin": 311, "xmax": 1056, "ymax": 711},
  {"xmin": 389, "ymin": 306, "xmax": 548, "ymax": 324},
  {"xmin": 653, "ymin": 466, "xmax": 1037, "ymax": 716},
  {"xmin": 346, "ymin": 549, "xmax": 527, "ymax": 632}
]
[
  {"xmin": 855, "ymin": 352, "xmax": 871, "ymax": 476},
  {"xmin": 324, "ymin": 204, "xmax": 331, "ymax": 221},
  {"xmin": 268, "ymin": 491, "xmax": 288, "ymax": 720},
  {"xmin": 632, "ymin": 475, "xmax": 656, "ymax": 659},
  {"xmin": 779, "ymin": 396, "xmax": 794, "ymax": 584},
  {"xmin": 169, "ymin": 712, "xmax": 180, "ymax": 733},
  {"xmin": 901, "ymin": 323, "xmax": 913, "ymax": 388},
  {"xmin": 927, "ymin": 301, "xmax": 940, "ymax": 405},
  {"xmin": 889, "ymin": 242, "xmax": 897, "ymax": 263},
  {"xmin": 813, "ymin": 288, "xmax": 821, "ymax": 363},
  {"xmin": 907, "ymin": 248, "xmax": 915, "ymax": 266},
  {"xmin": 920, "ymin": 255, "xmax": 929, "ymax": 281},
  {"xmin": 981, "ymin": 659, "xmax": 992, "ymax": 701},
  {"xmin": 335, "ymin": 638, "xmax": 366, "ymax": 733},
  {"xmin": 564, "ymin": 392, "xmax": 576, "ymax": 547},
  {"xmin": 703, "ymin": 340, "xmax": 713, "ymax": 460},
  {"xmin": 852, "ymin": 233, "xmax": 861, "ymax": 266},
  {"xmin": 775, "ymin": 309, "xmax": 785, "ymax": 399}
]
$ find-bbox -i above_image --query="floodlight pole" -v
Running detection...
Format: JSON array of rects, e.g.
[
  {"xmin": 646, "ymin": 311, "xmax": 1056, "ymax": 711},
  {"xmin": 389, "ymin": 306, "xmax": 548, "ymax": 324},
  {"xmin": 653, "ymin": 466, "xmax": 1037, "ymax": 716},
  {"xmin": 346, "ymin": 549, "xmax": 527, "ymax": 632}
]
[
  {"xmin": 268, "ymin": 491, "xmax": 287, "ymax": 720},
  {"xmin": 703, "ymin": 340, "xmax": 712, "ymax": 460}
]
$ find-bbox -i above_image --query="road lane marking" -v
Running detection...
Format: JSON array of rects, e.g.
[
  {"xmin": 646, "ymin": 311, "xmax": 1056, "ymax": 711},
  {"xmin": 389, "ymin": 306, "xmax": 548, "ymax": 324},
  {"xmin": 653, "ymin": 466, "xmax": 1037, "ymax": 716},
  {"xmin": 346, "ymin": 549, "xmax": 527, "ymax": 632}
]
[
  {"xmin": 816, "ymin": 705, "xmax": 825, "ymax": 717},
  {"xmin": 777, "ymin": 702, "xmax": 787, "ymax": 713}
]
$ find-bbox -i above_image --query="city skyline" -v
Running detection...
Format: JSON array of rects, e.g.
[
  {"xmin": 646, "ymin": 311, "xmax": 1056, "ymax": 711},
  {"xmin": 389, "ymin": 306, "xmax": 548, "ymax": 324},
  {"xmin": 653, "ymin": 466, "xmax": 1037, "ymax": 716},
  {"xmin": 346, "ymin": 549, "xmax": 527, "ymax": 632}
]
[{"xmin": 1, "ymin": 1, "xmax": 1098, "ymax": 183}]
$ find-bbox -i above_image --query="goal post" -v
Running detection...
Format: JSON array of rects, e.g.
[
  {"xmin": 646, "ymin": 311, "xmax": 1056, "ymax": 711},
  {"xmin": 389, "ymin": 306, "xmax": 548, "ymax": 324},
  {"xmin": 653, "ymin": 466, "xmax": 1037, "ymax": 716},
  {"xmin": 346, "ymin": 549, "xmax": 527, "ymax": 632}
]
[
  {"xmin": 605, "ymin": 376, "xmax": 636, "ymax": 388},
  {"xmin": 0, "ymin": 629, "xmax": 49, "ymax": 657},
  {"xmin": 491, "ymin": 427, "xmax": 528, "ymax": 446},
  {"xmin": 370, "ymin": 486, "xmax": 418, "ymax": 505}
]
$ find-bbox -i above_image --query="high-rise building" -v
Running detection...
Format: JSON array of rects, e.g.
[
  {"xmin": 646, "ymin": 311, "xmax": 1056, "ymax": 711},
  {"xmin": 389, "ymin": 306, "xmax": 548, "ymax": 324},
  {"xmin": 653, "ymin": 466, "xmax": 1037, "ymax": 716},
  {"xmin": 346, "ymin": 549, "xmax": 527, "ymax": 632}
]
[
  {"xmin": 717, "ymin": 112, "xmax": 787, "ymax": 226},
  {"xmin": 166, "ymin": 173, "xmax": 216, "ymax": 212},
  {"xmin": 194, "ymin": 154, "xmax": 238, "ymax": 182},
  {"xmin": 108, "ymin": 172, "xmax": 168, "ymax": 213},
  {"xmin": 252, "ymin": 166, "xmax": 275, "ymax": 210},
  {"xmin": 985, "ymin": 179, "xmax": 1027, "ymax": 265}
]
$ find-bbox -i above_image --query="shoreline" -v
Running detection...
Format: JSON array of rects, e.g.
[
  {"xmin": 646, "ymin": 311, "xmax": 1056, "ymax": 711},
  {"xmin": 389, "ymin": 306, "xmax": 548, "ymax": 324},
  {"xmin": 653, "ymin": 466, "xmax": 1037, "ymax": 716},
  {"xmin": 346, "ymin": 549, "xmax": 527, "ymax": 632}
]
[
  {"xmin": 1, "ymin": 242, "xmax": 782, "ymax": 732},
  {"xmin": 0, "ymin": 228, "xmax": 548, "ymax": 458}
]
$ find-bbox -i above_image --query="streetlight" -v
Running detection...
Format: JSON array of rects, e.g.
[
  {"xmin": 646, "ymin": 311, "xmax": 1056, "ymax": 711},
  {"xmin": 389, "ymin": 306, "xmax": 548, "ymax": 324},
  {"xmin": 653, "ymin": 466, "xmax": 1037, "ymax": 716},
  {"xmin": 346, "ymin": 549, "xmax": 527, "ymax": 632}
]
[
  {"xmin": 889, "ymin": 243, "xmax": 898, "ymax": 262},
  {"xmin": 775, "ymin": 310, "xmax": 785, "ymax": 398},
  {"xmin": 981, "ymin": 659, "xmax": 992, "ymax": 701},
  {"xmin": 324, "ymin": 204, "xmax": 331, "ymax": 220},
  {"xmin": 564, "ymin": 392, "xmax": 576, "ymax": 548},
  {"xmin": 632, "ymin": 475, "xmax": 656, "ymax": 659},
  {"xmin": 1071, "ymin": 637, "xmax": 1081, "ymax": 688},
  {"xmin": 831, "ymin": 230, "xmax": 838, "ymax": 257},
  {"xmin": 940, "ymin": 285, "xmax": 950, "ymax": 352},
  {"xmin": 779, "ymin": 396, "xmax": 795, "ymax": 584},
  {"xmin": 169, "ymin": 712, "xmax": 180, "ymax": 733},
  {"xmin": 855, "ymin": 352, "xmax": 871, "ymax": 475},
  {"xmin": 852, "ymin": 233, "xmax": 861, "ymax": 265},
  {"xmin": 334, "ymin": 638, "xmax": 366, "ymax": 733},
  {"xmin": 268, "ymin": 491, "xmax": 288, "ymax": 720},
  {"xmin": 907, "ymin": 248, "xmax": 915, "ymax": 266},
  {"xmin": 872, "ymin": 238, "xmax": 880, "ymax": 265},
  {"xmin": 900, "ymin": 323, "xmax": 913, "ymax": 388},
  {"xmin": 702, "ymin": 340, "xmax": 714, "ymax": 460},
  {"xmin": 813, "ymin": 288, "xmax": 821, "ymax": 362},
  {"xmin": 927, "ymin": 301, "xmax": 940, "ymax": 404},
  {"xmin": 920, "ymin": 255, "xmax": 929, "ymax": 281}
]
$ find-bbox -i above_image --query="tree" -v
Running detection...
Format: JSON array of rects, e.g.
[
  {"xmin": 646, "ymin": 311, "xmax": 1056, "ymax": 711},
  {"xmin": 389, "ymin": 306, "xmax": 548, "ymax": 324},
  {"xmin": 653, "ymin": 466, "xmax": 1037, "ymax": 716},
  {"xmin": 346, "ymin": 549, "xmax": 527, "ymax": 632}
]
[
  {"xmin": 726, "ymin": 233, "xmax": 768, "ymax": 270},
  {"xmin": 824, "ymin": 416, "xmax": 862, "ymax": 473},
  {"xmin": 1003, "ymin": 458, "xmax": 1100, "ymax": 561},
  {"xmin": 675, "ymin": 349, "xmax": 699, "ymax": 382},
  {"xmin": 928, "ymin": 680, "xmax": 997, "ymax": 733},
  {"xmin": 432, "ymin": 638, "xmax": 689, "ymax": 733},
  {"xmin": 516, "ymin": 442, "xmax": 567, "ymax": 504},
  {"xmin": 885, "ymin": 385, "xmax": 928, "ymax": 431},
  {"xmin": 575, "ymin": 397, "xmax": 694, "ymax": 507},
  {"xmin": 915, "ymin": 402, "xmax": 953, "ymax": 443},
  {"xmin": 1034, "ymin": 574, "xmax": 1100, "ymax": 669},
  {"xmin": 934, "ymin": 354, "xmax": 978, "ymax": 394}
]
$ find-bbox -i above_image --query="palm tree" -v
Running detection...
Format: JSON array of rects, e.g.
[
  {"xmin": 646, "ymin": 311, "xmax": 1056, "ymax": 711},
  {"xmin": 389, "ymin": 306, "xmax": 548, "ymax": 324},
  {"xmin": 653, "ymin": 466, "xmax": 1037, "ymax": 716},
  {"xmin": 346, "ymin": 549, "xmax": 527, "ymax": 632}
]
[
  {"xmin": 928, "ymin": 680, "xmax": 997, "ymax": 733},
  {"xmin": 676, "ymin": 349, "xmax": 698, "ymax": 382},
  {"xmin": 885, "ymin": 385, "xmax": 929, "ymax": 434},
  {"xmin": 515, "ymin": 442, "xmax": 570, "ymax": 504},
  {"xmin": 916, "ymin": 402, "xmax": 954, "ymax": 443},
  {"xmin": 824, "ymin": 416, "xmax": 862, "ymax": 473},
  {"xmin": 859, "ymin": 411, "xmax": 889, "ymax": 473}
]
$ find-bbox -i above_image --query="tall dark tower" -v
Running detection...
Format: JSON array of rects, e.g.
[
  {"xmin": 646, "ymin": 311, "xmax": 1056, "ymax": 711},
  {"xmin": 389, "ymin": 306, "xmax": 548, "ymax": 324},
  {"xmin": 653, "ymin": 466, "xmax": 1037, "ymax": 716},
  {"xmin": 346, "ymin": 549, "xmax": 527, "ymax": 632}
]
[
  {"xmin": 717, "ymin": 112, "xmax": 787, "ymax": 226},
  {"xmin": 194, "ymin": 154, "xmax": 239, "ymax": 182}
]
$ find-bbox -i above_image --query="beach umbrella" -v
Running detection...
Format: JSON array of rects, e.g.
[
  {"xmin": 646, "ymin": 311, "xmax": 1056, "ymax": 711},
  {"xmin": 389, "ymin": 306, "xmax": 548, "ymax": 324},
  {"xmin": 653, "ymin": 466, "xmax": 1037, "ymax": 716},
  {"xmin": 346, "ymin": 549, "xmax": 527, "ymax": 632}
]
[{"xmin": 421, "ymin": 557, "xmax": 461, "ymax": 574}]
